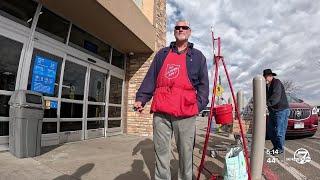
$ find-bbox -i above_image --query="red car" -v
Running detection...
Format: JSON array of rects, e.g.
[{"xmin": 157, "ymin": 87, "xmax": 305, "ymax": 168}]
[{"xmin": 243, "ymin": 94, "xmax": 318, "ymax": 137}]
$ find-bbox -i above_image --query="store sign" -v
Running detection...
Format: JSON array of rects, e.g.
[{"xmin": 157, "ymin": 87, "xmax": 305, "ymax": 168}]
[
  {"xmin": 44, "ymin": 100, "xmax": 58, "ymax": 109},
  {"xmin": 50, "ymin": 100, "xmax": 58, "ymax": 109},
  {"xmin": 31, "ymin": 55, "xmax": 58, "ymax": 95}
]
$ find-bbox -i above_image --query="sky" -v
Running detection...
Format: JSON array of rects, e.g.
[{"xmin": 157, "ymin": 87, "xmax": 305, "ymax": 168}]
[{"xmin": 166, "ymin": 0, "xmax": 320, "ymax": 106}]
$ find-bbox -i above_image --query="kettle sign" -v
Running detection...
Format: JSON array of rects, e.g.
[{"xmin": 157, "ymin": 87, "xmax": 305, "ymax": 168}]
[{"xmin": 166, "ymin": 64, "xmax": 180, "ymax": 79}]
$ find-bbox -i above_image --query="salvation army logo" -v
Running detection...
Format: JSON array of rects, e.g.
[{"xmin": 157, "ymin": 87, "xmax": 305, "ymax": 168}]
[{"xmin": 165, "ymin": 64, "xmax": 180, "ymax": 79}]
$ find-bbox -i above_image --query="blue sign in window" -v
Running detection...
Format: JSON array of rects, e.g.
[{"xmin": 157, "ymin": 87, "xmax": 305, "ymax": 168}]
[
  {"xmin": 31, "ymin": 55, "xmax": 58, "ymax": 95},
  {"xmin": 50, "ymin": 100, "xmax": 58, "ymax": 109}
]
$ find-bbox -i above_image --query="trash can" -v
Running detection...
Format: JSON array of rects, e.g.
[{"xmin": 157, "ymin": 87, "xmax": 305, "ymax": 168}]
[{"xmin": 8, "ymin": 90, "xmax": 44, "ymax": 158}]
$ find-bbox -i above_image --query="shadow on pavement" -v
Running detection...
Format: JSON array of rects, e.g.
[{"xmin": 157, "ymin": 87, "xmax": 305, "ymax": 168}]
[
  {"xmin": 286, "ymin": 134, "xmax": 315, "ymax": 140},
  {"xmin": 131, "ymin": 139, "xmax": 186, "ymax": 180},
  {"xmin": 53, "ymin": 163, "xmax": 95, "ymax": 180},
  {"xmin": 114, "ymin": 160, "xmax": 149, "ymax": 180},
  {"xmin": 41, "ymin": 145, "xmax": 62, "ymax": 155},
  {"xmin": 132, "ymin": 138, "xmax": 155, "ymax": 179},
  {"xmin": 203, "ymin": 161, "xmax": 224, "ymax": 179}
]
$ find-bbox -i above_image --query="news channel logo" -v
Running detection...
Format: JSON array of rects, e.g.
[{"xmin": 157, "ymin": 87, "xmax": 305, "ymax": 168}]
[{"xmin": 286, "ymin": 148, "xmax": 311, "ymax": 165}]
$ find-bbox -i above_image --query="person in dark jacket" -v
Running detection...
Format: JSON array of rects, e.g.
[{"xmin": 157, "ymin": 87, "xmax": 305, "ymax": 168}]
[
  {"xmin": 263, "ymin": 69, "xmax": 289, "ymax": 155},
  {"xmin": 134, "ymin": 20, "xmax": 209, "ymax": 180}
]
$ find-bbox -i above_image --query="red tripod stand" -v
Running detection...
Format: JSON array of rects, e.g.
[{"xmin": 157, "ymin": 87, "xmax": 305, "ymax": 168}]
[{"xmin": 196, "ymin": 30, "xmax": 251, "ymax": 180}]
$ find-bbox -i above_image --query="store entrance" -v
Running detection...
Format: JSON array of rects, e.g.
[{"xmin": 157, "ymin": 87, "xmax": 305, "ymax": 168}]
[{"xmin": 27, "ymin": 44, "xmax": 109, "ymax": 143}]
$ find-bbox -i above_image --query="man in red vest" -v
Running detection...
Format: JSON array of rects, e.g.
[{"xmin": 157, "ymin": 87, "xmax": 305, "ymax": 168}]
[{"xmin": 134, "ymin": 20, "xmax": 209, "ymax": 180}]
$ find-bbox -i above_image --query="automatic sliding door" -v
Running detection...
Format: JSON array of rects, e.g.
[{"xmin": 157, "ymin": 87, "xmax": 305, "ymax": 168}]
[
  {"xmin": 107, "ymin": 76, "xmax": 123, "ymax": 134},
  {"xmin": 85, "ymin": 67, "xmax": 108, "ymax": 139},
  {"xmin": 60, "ymin": 58, "xmax": 87, "ymax": 142}
]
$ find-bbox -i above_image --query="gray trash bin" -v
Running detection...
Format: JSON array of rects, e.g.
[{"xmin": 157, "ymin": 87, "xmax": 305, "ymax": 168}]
[{"xmin": 8, "ymin": 90, "xmax": 44, "ymax": 158}]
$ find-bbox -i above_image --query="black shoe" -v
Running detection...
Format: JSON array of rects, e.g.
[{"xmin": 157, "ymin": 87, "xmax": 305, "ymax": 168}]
[{"xmin": 276, "ymin": 149, "xmax": 284, "ymax": 155}]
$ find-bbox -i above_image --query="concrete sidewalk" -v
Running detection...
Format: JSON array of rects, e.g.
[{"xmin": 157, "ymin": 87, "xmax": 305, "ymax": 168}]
[{"xmin": 0, "ymin": 117, "xmax": 265, "ymax": 180}]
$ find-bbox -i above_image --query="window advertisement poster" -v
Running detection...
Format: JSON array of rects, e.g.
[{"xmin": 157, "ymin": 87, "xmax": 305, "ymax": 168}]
[{"xmin": 31, "ymin": 55, "xmax": 58, "ymax": 95}]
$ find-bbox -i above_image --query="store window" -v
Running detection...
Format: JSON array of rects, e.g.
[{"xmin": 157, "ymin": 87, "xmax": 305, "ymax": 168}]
[
  {"xmin": 0, "ymin": 32, "xmax": 24, "ymax": 137},
  {"xmin": 87, "ymin": 105, "xmax": 105, "ymax": 118},
  {"xmin": 108, "ymin": 76, "xmax": 123, "ymax": 129},
  {"xmin": 60, "ymin": 102, "xmax": 83, "ymax": 118},
  {"xmin": 27, "ymin": 49, "xmax": 63, "ymax": 97},
  {"xmin": 0, "ymin": 96, "xmax": 10, "ymax": 136},
  {"xmin": 62, "ymin": 61, "xmax": 86, "ymax": 100},
  {"xmin": 88, "ymin": 70, "xmax": 106, "ymax": 102},
  {"xmin": 0, "ymin": 0, "xmax": 38, "ymax": 27},
  {"xmin": 0, "ymin": 34, "xmax": 23, "ymax": 137},
  {"xmin": 108, "ymin": 106, "xmax": 122, "ymax": 118},
  {"xmin": 27, "ymin": 49, "xmax": 62, "ymax": 119},
  {"xmin": 69, "ymin": 25, "xmax": 111, "ymax": 63},
  {"xmin": 44, "ymin": 107, "xmax": 58, "ymax": 118},
  {"xmin": 108, "ymin": 120, "xmax": 121, "ymax": 128},
  {"xmin": 111, "ymin": 49, "xmax": 125, "ymax": 69},
  {"xmin": 0, "ymin": 122, "xmax": 9, "ymax": 136},
  {"xmin": 60, "ymin": 121, "xmax": 82, "ymax": 132},
  {"xmin": 42, "ymin": 122, "xmax": 57, "ymax": 134},
  {"xmin": 87, "ymin": 121, "xmax": 104, "ymax": 129},
  {"xmin": 0, "ymin": 95, "xmax": 10, "ymax": 136},
  {"xmin": 109, "ymin": 76, "xmax": 123, "ymax": 104},
  {"xmin": 0, "ymin": 95, "xmax": 10, "ymax": 117},
  {"xmin": 0, "ymin": 35, "xmax": 23, "ymax": 92},
  {"xmin": 36, "ymin": 7, "xmax": 70, "ymax": 43}
]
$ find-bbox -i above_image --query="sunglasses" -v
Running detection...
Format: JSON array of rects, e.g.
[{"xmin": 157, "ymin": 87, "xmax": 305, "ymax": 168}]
[{"xmin": 174, "ymin": 26, "xmax": 190, "ymax": 30}]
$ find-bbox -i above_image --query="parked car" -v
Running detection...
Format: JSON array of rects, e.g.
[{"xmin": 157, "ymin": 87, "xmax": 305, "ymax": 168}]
[
  {"xmin": 317, "ymin": 106, "xmax": 320, "ymax": 121},
  {"xmin": 200, "ymin": 106, "xmax": 210, "ymax": 117},
  {"xmin": 243, "ymin": 94, "xmax": 318, "ymax": 137}
]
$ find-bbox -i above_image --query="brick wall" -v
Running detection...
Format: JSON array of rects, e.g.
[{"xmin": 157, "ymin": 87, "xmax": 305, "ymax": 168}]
[{"xmin": 123, "ymin": 0, "xmax": 166, "ymax": 136}]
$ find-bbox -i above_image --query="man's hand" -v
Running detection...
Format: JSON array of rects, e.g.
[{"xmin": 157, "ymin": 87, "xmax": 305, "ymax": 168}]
[{"xmin": 133, "ymin": 101, "xmax": 144, "ymax": 113}]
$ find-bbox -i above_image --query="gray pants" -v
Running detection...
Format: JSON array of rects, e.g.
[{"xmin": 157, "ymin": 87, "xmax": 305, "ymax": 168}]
[{"xmin": 153, "ymin": 112, "xmax": 196, "ymax": 180}]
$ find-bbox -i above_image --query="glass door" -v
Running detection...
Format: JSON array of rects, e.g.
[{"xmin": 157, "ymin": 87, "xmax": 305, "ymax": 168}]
[
  {"xmin": 59, "ymin": 55, "xmax": 87, "ymax": 142},
  {"xmin": 107, "ymin": 75, "xmax": 124, "ymax": 134},
  {"xmin": 85, "ymin": 66, "xmax": 108, "ymax": 139},
  {"xmin": 60, "ymin": 55, "xmax": 109, "ymax": 141}
]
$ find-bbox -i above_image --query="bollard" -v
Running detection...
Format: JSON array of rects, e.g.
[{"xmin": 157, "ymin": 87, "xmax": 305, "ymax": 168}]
[
  {"xmin": 237, "ymin": 90, "xmax": 244, "ymax": 114},
  {"xmin": 235, "ymin": 91, "xmax": 245, "ymax": 139},
  {"xmin": 251, "ymin": 75, "xmax": 267, "ymax": 179},
  {"xmin": 228, "ymin": 97, "xmax": 232, "ymax": 104}
]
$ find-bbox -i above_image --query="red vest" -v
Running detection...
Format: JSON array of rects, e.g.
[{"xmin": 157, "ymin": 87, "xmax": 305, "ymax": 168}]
[{"xmin": 151, "ymin": 50, "xmax": 199, "ymax": 117}]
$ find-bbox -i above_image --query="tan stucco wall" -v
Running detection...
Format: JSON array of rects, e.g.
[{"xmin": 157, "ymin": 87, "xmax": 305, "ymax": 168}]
[{"xmin": 141, "ymin": 0, "xmax": 155, "ymax": 24}]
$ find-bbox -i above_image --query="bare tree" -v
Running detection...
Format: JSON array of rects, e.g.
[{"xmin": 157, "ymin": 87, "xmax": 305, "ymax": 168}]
[{"xmin": 282, "ymin": 80, "xmax": 301, "ymax": 95}]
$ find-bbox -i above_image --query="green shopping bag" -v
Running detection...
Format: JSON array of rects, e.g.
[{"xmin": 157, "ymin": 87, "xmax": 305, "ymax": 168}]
[{"xmin": 223, "ymin": 147, "xmax": 248, "ymax": 180}]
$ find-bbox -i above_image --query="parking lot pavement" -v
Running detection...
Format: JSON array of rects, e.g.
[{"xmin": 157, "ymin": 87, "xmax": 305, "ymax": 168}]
[
  {"xmin": 263, "ymin": 129, "xmax": 320, "ymax": 180},
  {"xmin": 196, "ymin": 116, "xmax": 320, "ymax": 180},
  {"xmin": 0, "ymin": 116, "xmax": 233, "ymax": 180},
  {"xmin": 194, "ymin": 117, "xmax": 266, "ymax": 179},
  {"xmin": 0, "ymin": 116, "xmax": 317, "ymax": 180}
]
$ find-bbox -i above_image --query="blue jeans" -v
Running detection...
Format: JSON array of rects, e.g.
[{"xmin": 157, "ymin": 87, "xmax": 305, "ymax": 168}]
[{"xmin": 267, "ymin": 108, "xmax": 290, "ymax": 151}]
